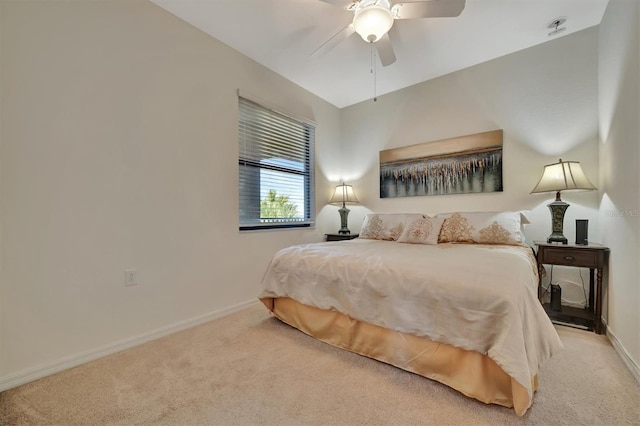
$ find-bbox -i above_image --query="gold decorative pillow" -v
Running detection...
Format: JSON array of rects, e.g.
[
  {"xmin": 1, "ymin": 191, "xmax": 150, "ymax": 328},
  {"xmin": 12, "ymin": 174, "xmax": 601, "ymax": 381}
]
[
  {"xmin": 477, "ymin": 221, "xmax": 512, "ymax": 244},
  {"xmin": 397, "ymin": 217, "xmax": 446, "ymax": 245},
  {"xmin": 438, "ymin": 213, "xmax": 475, "ymax": 243},
  {"xmin": 359, "ymin": 213, "xmax": 425, "ymax": 241},
  {"xmin": 436, "ymin": 211, "xmax": 524, "ymax": 245}
]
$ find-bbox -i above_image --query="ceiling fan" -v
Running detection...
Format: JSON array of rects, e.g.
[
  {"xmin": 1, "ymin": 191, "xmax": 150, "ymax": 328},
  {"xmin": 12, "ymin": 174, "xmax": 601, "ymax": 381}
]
[{"xmin": 313, "ymin": 0, "xmax": 466, "ymax": 66}]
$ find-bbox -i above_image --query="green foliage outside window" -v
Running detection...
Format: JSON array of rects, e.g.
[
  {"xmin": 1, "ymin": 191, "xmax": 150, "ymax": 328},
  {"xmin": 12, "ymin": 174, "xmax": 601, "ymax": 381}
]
[{"xmin": 260, "ymin": 190, "xmax": 299, "ymax": 218}]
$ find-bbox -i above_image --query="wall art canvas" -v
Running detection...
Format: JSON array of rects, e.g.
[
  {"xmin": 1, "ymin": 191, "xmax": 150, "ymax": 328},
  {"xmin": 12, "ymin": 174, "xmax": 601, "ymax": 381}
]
[{"xmin": 380, "ymin": 130, "xmax": 503, "ymax": 198}]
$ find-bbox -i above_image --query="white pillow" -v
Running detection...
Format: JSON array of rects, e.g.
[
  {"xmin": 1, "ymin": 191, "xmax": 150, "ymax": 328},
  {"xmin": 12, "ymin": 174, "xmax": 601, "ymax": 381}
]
[
  {"xmin": 435, "ymin": 211, "xmax": 524, "ymax": 245},
  {"xmin": 397, "ymin": 216, "xmax": 446, "ymax": 245},
  {"xmin": 359, "ymin": 213, "xmax": 425, "ymax": 241}
]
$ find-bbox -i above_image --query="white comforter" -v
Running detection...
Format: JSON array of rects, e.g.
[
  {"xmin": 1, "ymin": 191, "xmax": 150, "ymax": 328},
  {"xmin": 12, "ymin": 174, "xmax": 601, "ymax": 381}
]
[{"xmin": 260, "ymin": 239, "xmax": 563, "ymax": 399}]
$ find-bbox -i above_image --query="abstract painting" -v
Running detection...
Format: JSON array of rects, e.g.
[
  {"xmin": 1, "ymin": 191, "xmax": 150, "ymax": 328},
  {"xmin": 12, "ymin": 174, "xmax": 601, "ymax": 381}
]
[{"xmin": 380, "ymin": 130, "xmax": 503, "ymax": 198}]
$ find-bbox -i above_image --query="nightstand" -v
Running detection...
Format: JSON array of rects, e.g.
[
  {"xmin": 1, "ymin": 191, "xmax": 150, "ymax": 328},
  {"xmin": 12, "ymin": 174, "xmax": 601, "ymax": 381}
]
[
  {"xmin": 535, "ymin": 242, "xmax": 609, "ymax": 334},
  {"xmin": 325, "ymin": 233, "xmax": 359, "ymax": 241}
]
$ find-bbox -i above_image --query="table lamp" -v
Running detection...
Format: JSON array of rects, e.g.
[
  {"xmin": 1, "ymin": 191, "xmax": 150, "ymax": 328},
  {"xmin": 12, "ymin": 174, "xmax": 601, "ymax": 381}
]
[
  {"xmin": 531, "ymin": 159, "xmax": 596, "ymax": 244},
  {"xmin": 329, "ymin": 182, "xmax": 359, "ymax": 234}
]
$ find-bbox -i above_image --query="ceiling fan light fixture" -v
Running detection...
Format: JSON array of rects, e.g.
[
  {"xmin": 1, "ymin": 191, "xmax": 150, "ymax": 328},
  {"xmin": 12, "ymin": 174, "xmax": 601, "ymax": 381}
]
[{"xmin": 353, "ymin": 4, "xmax": 394, "ymax": 43}]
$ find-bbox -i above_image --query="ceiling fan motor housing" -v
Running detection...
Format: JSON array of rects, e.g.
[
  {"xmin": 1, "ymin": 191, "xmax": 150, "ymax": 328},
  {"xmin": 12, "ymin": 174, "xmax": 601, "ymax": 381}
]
[{"xmin": 353, "ymin": 0, "xmax": 394, "ymax": 42}]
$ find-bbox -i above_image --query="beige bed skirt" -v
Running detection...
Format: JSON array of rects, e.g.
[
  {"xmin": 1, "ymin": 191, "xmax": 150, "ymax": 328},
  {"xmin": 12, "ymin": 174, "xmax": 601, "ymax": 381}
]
[{"xmin": 261, "ymin": 297, "xmax": 537, "ymax": 416}]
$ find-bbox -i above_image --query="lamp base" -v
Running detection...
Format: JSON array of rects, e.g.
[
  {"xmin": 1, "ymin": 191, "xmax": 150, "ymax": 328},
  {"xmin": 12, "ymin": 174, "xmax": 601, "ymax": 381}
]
[
  {"xmin": 547, "ymin": 234, "xmax": 568, "ymax": 244},
  {"xmin": 338, "ymin": 206, "xmax": 351, "ymax": 235},
  {"xmin": 547, "ymin": 196, "xmax": 569, "ymax": 245}
]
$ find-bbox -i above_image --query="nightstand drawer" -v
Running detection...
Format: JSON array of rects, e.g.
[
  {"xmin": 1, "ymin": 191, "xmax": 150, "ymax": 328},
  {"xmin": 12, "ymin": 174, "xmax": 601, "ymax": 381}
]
[{"xmin": 542, "ymin": 248, "xmax": 598, "ymax": 267}]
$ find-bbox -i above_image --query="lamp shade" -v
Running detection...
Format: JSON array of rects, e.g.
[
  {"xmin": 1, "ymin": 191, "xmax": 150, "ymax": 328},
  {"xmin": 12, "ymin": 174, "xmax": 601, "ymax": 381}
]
[
  {"xmin": 531, "ymin": 159, "xmax": 597, "ymax": 194},
  {"xmin": 329, "ymin": 183, "xmax": 360, "ymax": 205},
  {"xmin": 353, "ymin": 2, "xmax": 394, "ymax": 43}
]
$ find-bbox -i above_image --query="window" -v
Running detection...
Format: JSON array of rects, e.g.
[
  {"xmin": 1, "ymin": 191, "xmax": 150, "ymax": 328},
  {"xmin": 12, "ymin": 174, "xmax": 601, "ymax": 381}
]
[{"xmin": 238, "ymin": 96, "xmax": 315, "ymax": 231}]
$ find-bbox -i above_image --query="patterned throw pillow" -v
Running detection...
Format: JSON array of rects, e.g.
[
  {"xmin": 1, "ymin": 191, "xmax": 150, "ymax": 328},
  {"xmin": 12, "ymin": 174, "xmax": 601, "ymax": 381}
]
[
  {"xmin": 438, "ymin": 213, "xmax": 475, "ymax": 243},
  {"xmin": 359, "ymin": 213, "xmax": 425, "ymax": 241},
  {"xmin": 436, "ymin": 211, "xmax": 524, "ymax": 245},
  {"xmin": 397, "ymin": 216, "xmax": 446, "ymax": 245}
]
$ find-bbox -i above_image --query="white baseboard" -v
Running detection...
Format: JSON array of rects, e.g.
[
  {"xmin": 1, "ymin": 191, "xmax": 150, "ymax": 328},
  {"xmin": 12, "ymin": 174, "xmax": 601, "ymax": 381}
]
[
  {"xmin": 604, "ymin": 320, "xmax": 640, "ymax": 384},
  {"xmin": 0, "ymin": 299, "xmax": 261, "ymax": 392}
]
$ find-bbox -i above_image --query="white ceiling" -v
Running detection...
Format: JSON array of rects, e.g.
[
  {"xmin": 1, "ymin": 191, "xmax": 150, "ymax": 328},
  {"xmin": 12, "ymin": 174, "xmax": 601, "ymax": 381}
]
[{"xmin": 150, "ymin": 0, "xmax": 609, "ymax": 108}]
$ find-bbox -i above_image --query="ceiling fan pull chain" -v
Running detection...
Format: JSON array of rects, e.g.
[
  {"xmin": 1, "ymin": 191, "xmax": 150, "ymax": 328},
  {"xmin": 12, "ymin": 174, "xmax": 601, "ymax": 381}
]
[
  {"xmin": 370, "ymin": 41, "xmax": 374, "ymax": 74},
  {"xmin": 371, "ymin": 42, "xmax": 377, "ymax": 102}
]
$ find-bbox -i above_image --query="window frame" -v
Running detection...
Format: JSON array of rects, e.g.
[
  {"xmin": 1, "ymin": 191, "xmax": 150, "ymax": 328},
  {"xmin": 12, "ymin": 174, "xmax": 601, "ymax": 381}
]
[{"xmin": 237, "ymin": 95, "xmax": 315, "ymax": 231}]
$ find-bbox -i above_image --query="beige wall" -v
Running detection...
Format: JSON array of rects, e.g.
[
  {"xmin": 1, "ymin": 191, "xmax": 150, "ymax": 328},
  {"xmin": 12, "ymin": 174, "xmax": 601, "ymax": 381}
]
[
  {"xmin": 339, "ymin": 28, "xmax": 600, "ymax": 236},
  {"xmin": 0, "ymin": 0, "xmax": 340, "ymax": 387},
  {"xmin": 0, "ymin": 0, "xmax": 4, "ymax": 378},
  {"xmin": 598, "ymin": 0, "xmax": 640, "ymax": 377}
]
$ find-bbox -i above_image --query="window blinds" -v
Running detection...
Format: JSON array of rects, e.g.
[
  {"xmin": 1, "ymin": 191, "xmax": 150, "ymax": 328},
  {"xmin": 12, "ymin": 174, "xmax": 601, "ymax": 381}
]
[{"xmin": 238, "ymin": 97, "xmax": 315, "ymax": 230}]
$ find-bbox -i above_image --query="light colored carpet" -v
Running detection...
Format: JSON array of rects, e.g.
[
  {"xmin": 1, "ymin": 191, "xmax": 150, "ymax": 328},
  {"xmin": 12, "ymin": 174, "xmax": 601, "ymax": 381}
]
[{"xmin": 1, "ymin": 303, "xmax": 639, "ymax": 425}]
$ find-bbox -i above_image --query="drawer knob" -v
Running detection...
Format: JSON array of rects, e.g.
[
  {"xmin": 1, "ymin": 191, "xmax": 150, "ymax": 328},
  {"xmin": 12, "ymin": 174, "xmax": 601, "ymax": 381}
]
[{"xmin": 564, "ymin": 255, "xmax": 575, "ymax": 261}]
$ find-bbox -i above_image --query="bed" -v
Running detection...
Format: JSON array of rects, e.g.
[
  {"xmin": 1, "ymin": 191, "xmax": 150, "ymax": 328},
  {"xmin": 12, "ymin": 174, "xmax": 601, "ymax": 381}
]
[{"xmin": 259, "ymin": 212, "xmax": 563, "ymax": 416}]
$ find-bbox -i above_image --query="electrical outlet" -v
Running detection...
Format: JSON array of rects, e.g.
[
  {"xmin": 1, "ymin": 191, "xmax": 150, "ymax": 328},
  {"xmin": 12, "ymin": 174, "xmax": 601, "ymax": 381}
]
[{"xmin": 125, "ymin": 269, "xmax": 138, "ymax": 287}]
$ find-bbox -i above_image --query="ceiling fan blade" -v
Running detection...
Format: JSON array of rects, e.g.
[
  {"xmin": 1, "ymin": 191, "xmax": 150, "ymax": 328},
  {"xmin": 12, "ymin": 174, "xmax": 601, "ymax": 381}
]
[
  {"xmin": 317, "ymin": 0, "xmax": 358, "ymax": 10},
  {"xmin": 392, "ymin": 0, "xmax": 466, "ymax": 19},
  {"xmin": 376, "ymin": 33, "xmax": 396, "ymax": 66},
  {"xmin": 311, "ymin": 23, "xmax": 356, "ymax": 57}
]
